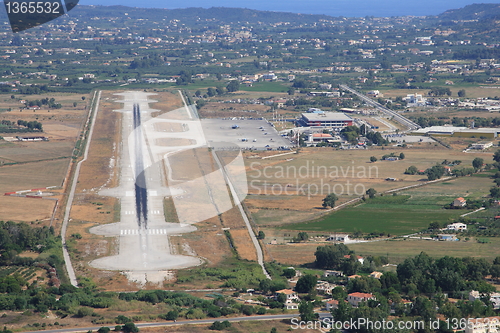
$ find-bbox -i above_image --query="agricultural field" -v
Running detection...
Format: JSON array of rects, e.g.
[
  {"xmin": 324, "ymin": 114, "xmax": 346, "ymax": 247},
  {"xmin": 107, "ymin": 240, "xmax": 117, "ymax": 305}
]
[
  {"xmin": 349, "ymin": 237, "xmax": 500, "ymax": 264},
  {"xmin": 285, "ymin": 195, "xmax": 465, "ymax": 235},
  {"xmin": 0, "ymin": 93, "xmax": 89, "ymax": 223},
  {"xmin": 245, "ymin": 147, "xmax": 492, "ymax": 228}
]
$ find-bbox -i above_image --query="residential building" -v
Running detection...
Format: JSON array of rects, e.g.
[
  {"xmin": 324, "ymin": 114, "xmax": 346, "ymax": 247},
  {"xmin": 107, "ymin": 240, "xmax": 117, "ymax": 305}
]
[
  {"xmin": 326, "ymin": 234, "xmax": 350, "ymax": 243},
  {"xmin": 369, "ymin": 271, "xmax": 383, "ymax": 279},
  {"xmin": 453, "ymin": 197, "xmax": 467, "ymax": 207},
  {"xmin": 446, "ymin": 222, "xmax": 467, "ymax": 231},
  {"xmin": 316, "ymin": 281, "xmax": 337, "ymax": 295},
  {"xmin": 469, "ymin": 291, "xmax": 500, "ymax": 309},
  {"xmin": 347, "ymin": 292, "xmax": 375, "ymax": 307},
  {"xmin": 324, "ymin": 270, "xmax": 344, "ymax": 278},
  {"xmin": 465, "ymin": 316, "xmax": 500, "ymax": 333},
  {"xmin": 326, "ymin": 299, "xmax": 343, "ymax": 311},
  {"xmin": 275, "ymin": 289, "xmax": 299, "ymax": 302},
  {"xmin": 404, "ymin": 93, "xmax": 427, "ymax": 107}
]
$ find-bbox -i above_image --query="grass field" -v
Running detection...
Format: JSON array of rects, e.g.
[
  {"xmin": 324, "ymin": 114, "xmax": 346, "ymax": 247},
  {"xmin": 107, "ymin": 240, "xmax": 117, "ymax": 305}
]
[
  {"xmin": 285, "ymin": 195, "xmax": 464, "ymax": 235},
  {"xmin": 350, "ymin": 237, "xmax": 500, "ymax": 263}
]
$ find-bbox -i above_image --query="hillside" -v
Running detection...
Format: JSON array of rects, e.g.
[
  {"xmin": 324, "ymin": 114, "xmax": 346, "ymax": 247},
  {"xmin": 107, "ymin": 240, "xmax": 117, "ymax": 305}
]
[{"xmin": 437, "ymin": 3, "xmax": 500, "ymax": 21}]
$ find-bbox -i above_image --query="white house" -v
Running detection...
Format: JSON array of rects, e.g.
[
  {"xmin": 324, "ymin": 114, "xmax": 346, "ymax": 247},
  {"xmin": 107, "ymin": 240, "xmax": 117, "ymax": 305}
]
[
  {"xmin": 447, "ymin": 222, "xmax": 467, "ymax": 231},
  {"xmin": 324, "ymin": 270, "xmax": 343, "ymax": 278},
  {"xmin": 275, "ymin": 289, "xmax": 299, "ymax": 302},
  {"xmin": 404, "ymin": 93, "xmax": 426, "ymax": 107},
  {"xmin": 469, "ymin": 291, "xmax": 500, "ymax": 309},
  {"xmin": 347, "ymin": 292, "xmax": 375, "ymax": 307},
  {"xmin": 327, "ymin": 234, "xmax": 350, "ymax": 243},
  {"xmin": 465, "ymin": 316, "xmax": 500, "ymax": 333}
]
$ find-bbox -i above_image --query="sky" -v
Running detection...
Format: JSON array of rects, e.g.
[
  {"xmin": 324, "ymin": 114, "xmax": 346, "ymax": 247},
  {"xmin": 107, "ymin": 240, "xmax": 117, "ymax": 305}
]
[{"xmin": 79, "ymin": 0, "xmax": 499, "ymax": 17}]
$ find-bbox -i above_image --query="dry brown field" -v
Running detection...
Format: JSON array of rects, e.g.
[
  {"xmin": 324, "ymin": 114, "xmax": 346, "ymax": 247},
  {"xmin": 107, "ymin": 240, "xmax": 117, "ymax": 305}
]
[{"xmin": 0, "ymin": 93, "xmax": 88, "ymax": 223}]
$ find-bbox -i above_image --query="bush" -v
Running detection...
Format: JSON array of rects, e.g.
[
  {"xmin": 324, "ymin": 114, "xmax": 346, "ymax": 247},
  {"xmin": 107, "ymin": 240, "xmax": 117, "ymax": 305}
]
[
  {"xmin": 209, "ymin": 320, "xmax": 231, "ymax": 330},
  {"xmin": 122, "ymin": 322, "xmax": 139, "ymax": 333}
]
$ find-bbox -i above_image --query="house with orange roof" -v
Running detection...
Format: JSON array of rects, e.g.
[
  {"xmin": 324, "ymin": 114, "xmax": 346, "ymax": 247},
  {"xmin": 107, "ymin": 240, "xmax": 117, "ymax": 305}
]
[
  {"xmin": 347, "ymin": 292, "xmax": 375, "ymax": 307},
  {"xmin": 453, "ymin": 197, "xmax": 467, "ymax": 207}
]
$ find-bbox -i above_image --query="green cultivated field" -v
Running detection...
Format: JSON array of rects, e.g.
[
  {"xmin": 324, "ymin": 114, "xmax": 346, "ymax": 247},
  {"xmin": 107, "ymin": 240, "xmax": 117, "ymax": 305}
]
[
  {"xmin": 286, "ymin": 195, "xmax": 465, "ymax": 235},
  {"xmin": 350, "ymin": 238, "xmax": 500, "ymax": 263}
]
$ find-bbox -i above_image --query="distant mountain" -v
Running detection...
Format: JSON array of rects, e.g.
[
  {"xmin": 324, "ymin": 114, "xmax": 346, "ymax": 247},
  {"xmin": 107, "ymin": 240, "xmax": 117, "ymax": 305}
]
[
  {"xmin": 437, "ymin": 3, "xmax": 500, "ymax": 21},
  {"xmin": 69, "ymin": 5, "xmax": 334, "ymax": 24}
]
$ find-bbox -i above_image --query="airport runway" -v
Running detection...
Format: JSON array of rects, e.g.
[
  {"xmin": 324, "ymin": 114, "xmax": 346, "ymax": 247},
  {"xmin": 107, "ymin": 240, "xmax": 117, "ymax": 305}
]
[{"xmin": 89, "ymin": 91, "xmax": 201, "ymax": 284}]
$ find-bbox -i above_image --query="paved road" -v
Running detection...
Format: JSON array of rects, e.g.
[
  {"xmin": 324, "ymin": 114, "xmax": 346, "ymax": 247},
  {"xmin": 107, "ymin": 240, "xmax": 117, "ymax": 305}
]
[
  {"xmin": 61, "ymin": 90, "xmax": 102, "ymax": 287},
  {"xmin": 22, "ymin": 313, "xmax": 333, "ymax": 333},
  {"xmin": 339, "ymin": 84, "xmax": 420, "ymax": 132}
]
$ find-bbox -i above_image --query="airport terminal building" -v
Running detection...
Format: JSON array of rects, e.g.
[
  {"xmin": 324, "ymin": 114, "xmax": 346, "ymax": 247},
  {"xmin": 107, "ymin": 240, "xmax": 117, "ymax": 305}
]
[{"xmin": 300, "ymin": 112, "xmax": 353, "ymax": 129}]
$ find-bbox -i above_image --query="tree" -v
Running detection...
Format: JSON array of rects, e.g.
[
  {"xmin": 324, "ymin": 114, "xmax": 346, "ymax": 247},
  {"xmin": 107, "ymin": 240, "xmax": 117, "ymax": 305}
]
[
  {"xmin": 73, "ymin": 102, "xmax": 77, "ymax": 107},
  {"xmin": 259, "ymin": 279, "xmax": 272, "ymax": 294},
  {"xmin": 164, "ymin": 310, "xmax": 178, "ymax": 321},
  {"xmin": 195, "ymin": 90, "xmax": 201, "ymax": 97},
  {"xmin": 458, "ymin": 89, "xmax": 466, "ymax": 98},
  {"xmin": 295, "ymin": 274, "xmax": 318, "ymax": 293},
  {"xmin": 299, "ymin": 301, "xmax": 318, "ymax": 322},
  {"xmin": 366, "ymin": 188, "xmax": 377, "ymax": 199},
  {"xmin": 209, "ymin": 320, "xmax": 231, "ymax": 330},
  {"xmin": 404, "ymin": 165, "xmax": 418, "ymax": 175},
  {"xmin": 207, "ymin": 87, "xmax": 216, "ymax": 97},
  {"xmin": 473, "ymin": 157, "xmax": 484, "ymax": 170},
  {"xmin": 257, "ymin": 231, "xmax": 265, "ymax": 240},
  {"xmin": 427, "ymin": 165, "xmax": 445, "ymax": 181},
  {"xmin": 282, "ymin": 268, "xmax": 296, "ymax": 279},
  {"xmin": 490, "ymin": 186, "xmax": 500, "ymax": 198},
  {"xmin": 370, "ymin": 156, "xmax": 377, "ymax": 163},
  {"xmin": 322, "ymin": 193, "xmax": 338, "ymax": 208},
  {"xmin": 97, "ymin": 328, "xmax": 110, "ymax": 333},
  {"xmin": 287, "ymin": 87, "xmax": 295, "ymax": 95},
  {"xmin": 122, "ymin": 323, "xmax": 139, "ymax": 333},
  {"xmin": 314, "ymin": 244, "xmax": 350, "ymax": 269},
  {"xmin": 428, "ymin": 222, "xmax": 440, "ymax": 230},
  {"xmin": 196, "ymin": 99, "xmax": 206, "ymax": 109},
  {"xmin": 295, "ymin": 232, "xmax": 309, "ymax": 242},
  {"xmin": 399, "ymin": 152, "xmax": 405, "ymax": 160},
  {"xmin": 226, "ymin": 80, "xmax": 240, "ymax": 92},
  {"xmin": 494, "ymin": 150, "xmax": 500, "ymax": 163},
  {"xmin": 216, "ymin": 86, "xmax": 225, "ymax": 95}
]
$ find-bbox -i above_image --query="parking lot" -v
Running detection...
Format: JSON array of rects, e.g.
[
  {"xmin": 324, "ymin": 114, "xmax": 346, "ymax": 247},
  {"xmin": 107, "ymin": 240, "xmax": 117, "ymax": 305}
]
[{"xmin": 201, "ymin": 119, "xmax": 293, "ymax": 150}]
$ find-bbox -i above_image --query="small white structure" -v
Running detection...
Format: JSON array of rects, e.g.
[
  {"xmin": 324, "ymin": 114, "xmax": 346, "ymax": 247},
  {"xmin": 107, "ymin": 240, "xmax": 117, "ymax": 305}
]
[
  {"xmin": 446, "ymin": 222, "xmax": 467, "ymax": 231},
  {"xmin": 324, "ymin": 270, "xmax": 343, "ymax": 278},
  {"xmin": 470, "ymin": 142, "xmax": 493, "ymax": 150},
  {"xmin": 404, "ymin": 93, "xmax": 427, "ymax": 107},
  {"xmin": 326, "ymin": 234, "xmax": 350, "ymax": 243}
]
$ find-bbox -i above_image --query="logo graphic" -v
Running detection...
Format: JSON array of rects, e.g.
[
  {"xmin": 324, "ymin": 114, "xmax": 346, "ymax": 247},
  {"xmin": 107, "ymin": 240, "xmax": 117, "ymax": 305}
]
[{"xmin": 4, "ymin": 0, "xmax": 78, "ymax": 33}]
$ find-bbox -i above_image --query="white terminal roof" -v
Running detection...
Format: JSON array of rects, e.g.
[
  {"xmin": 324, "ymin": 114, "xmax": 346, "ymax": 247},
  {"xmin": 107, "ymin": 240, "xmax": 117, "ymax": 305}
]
[{"xmin": 301, "ymin": 112, "xmax": 353, "ymax": 121}]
